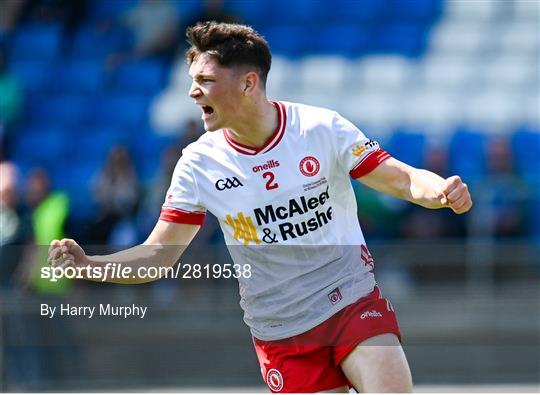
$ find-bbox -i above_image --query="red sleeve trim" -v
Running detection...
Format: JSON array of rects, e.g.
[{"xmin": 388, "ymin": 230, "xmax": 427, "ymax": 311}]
[
  {"xmin": 159, "ymin": 207, "xmax": 206, "ymax": 225},
  {"xmin": 349, "ymin": 149, "xmax": 392, "ymax": 179}
]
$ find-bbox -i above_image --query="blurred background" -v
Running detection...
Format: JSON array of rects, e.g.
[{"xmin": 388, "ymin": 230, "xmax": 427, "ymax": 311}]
[{"xmin": 0, "ymin": 0, "xmax": 539, "ymax": 392}]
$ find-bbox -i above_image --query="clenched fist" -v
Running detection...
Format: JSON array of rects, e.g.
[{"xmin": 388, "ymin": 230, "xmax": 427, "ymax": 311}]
[
  {"xmin": 48, "ymin": 238, "xmax": 88, "ymax": 268},
  {"xmin": 437, "ymin": 176, "xmax": 473, "ymax": 214}
]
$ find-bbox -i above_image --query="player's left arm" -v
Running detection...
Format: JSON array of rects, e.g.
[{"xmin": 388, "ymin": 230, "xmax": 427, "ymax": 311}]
[{"xmin": 356, "ymin": 157, "xmax": 473, "ymax": 214}]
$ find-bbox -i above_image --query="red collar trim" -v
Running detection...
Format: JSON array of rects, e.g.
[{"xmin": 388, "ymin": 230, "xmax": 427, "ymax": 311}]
[{"xmin": 223, "ymin": 101, "xmax": 287, "ymax": 155}]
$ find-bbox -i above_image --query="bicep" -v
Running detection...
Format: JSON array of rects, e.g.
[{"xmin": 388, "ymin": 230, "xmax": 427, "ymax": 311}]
[
  {"xmin": 144, "ymin": 220, "xmax": 200, "ymax": 247},
  {"xmin": 355, "ymin": 157, "xmax": 413, "ymax": 199}
]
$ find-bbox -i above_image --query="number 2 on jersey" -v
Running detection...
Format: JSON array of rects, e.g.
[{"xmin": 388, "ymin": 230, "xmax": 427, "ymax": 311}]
[{"xmin": 262, "ymin": 171, "xmax": 279, "ymax": 190}]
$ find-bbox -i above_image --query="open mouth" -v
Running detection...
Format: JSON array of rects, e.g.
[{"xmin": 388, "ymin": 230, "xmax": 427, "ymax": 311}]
[{"xmin": 202, "ymin": 105, "xmax": 214, "ymax": 115}]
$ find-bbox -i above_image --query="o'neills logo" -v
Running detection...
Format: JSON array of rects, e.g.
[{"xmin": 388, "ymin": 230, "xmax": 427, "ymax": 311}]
[
  {"xmin": 266, "ymin": 368, "xmax": 284, "ymax": 392},
  {"xmin": 252, "ymin": 159, "xmax": 280, "ymax": 173},
  {"xmin": 360, "ymin": 310, "xmax": 383, "ymax": 320}
]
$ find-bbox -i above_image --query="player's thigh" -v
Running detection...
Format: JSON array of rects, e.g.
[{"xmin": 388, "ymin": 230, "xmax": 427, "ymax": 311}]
[
  {"xmin": 320, "ymin": 386, "xmax": 348, "ymax": 393},
  {"xmin": 340, "ymin": 333, "xmax": 412, "ymax": 393}
]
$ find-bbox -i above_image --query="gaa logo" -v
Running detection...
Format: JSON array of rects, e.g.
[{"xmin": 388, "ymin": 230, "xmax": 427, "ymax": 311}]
[
  {"xmin": 328, "ymin": 287, "xmax": 342, "ymax": 305},
  {"xmin": 266, "ymin": 368, "xmax": 284, "ymax": 392},
  {"xmin": 215, "ymin": 177, "xmax": 243, "ymax": 191},
  {"xmin": 299, "ymin": 156, "xmax": 320, "ymax": 177}
]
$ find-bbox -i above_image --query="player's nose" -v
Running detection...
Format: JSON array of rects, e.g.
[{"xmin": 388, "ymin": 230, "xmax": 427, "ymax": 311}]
[{"xmin": 189, "ymin": 82, "xmax": 201, "ymax": 99}]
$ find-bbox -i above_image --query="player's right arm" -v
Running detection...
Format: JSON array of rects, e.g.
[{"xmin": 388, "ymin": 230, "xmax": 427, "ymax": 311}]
[{"xmin": 47, "ymin": 220, "xmax": 200, "ymax": 284}]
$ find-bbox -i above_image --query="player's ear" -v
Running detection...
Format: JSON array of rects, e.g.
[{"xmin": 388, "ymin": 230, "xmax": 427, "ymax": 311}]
[{"xmin": 243, "ymin": 71, "xmax": 259, "ymax": 96}]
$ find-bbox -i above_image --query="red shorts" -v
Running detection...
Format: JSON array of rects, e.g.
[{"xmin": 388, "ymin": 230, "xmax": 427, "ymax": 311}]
[{"xmin": 253, "ymin": 286, "xmax": 401, "ymax": 393}]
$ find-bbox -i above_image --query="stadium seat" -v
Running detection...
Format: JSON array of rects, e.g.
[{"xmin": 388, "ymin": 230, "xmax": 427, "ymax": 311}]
[
  {"xmin": 511, "ymin": 129, "xmax": 540, "ymax": 183},
  {"xmin": 448, "ymin": 129, "xmax": 488, "ymax": 181},
  {"xmin": 387, "ymin": 130, "xmax": 427, "ymax": 168},
  {"xmin": 71, "ymin": 128, "xmax": 129, "ymax": 163},
  {"xmin": 481, "ymin": 54, "xmax": 538, "ymax": 90},
  {"xmin": 265, "ymin": 55, "xmax": 295, "ymax": 99},
  {"xmin": 429, "ymin": 21, "xmax": 493, "ymax": 55},
  {"xmin": 462, "ymin": 88, "xmax": 523, "ymax": 130},
  {"xmin": 97, "ymin": 94, "xmax": 150, "ymax": 129},
  {"xmin": 70, "ymin": 23, "xmax": 132, "ymax": 59},
  {"xmin": 375, "ymin": 23, "xmax": 427, "ymax": 57},
  {"xmin": 54, "ymin": 59, "xmax": 105, "ymax": 93},
  {"xmin": 355, "ymin": 55, "xmax": 415, "ymax": 91},
  {"xmin": 8, "ymin": 60, "xmax": 54, "ymax": 92},
  {"xmin": 130, "ymin": 132, "xmax": 178, "ymax": 181},
  {"xmin": 260, "ymin": 25, "xmax": 310, "ymax": 57},
  {"xmin": 309, "ymin": 25, "xmax": 371, "ymax": 56},
  {"xmin": 324, "ymin": 0, "xmax": 385, "ymax": 23},
  {"xmin": 498, "ymin": 21, "xmax": 540, "ymax": 57},
  {"xmin": 400, "ymin": 88, "xmax": 461, "ymax": 130},
  {"xmin": 150, "ymin": 88, "xmax": 201, "ymax": 133},
  {"xmin": 87, "ymin": 0, "xmax": 138, "ymax": 21},
  {"xmin": 10, "ymin": 23, "xmax": 63, "ymax": 61},
  {"xmin": 26, "ymin": 94, "xmax": 93, "ymax": 127},
  {"xmin": 11, "ymin": 126, "xmax": 68, "ymax": 168},
  {"xmin": 339, "ymin": 90, "xmax": 400, "ymax": 132},
  {"xmin": 444, "ymin": 0, "xmax": 502, "ymax": 21},
  {"xmin": 298, "ymin": 56, "xmax": 348, "ymax": 93},
  {"xmin": 420, "ymin": 54, "xmax": 480, "ymax": 92},
  {"xmin": 388, "ymin": 0, "xmax": 442, "ymax": 22},
  {"xmin": 112, "ymin": 59, "xmax": 168, "ymax": 94}
]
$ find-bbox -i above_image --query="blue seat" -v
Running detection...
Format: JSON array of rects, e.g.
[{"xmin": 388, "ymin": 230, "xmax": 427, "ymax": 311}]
[
  {"xmin": 511, "ymin": 129, "xmax": 540, "ymax": 183},
  {"xmin": 9, "ymin": 60, "xmax": 54, "ymax": 92},
  {"xmin": 10, "ymin": 23, "xmax": 63, "ymax": 60},
  {"xmin": 375, "ymin": 23, "xmax": 426, "ymax": 57},
  {"xmin": 448, "ymin": 129, "xmax": 488, "ymax": 181},
  {"xmin": 11, "ymin": 126, "xmax": 68, "ymax": 168},
  {"xmin": 27, "ymin": 94, "xmax": 92, "ymax": 127},
  {"xmin": 130, "ymin": 131, "xmax": 178, "ymax": 181},
  {"xmin": 324, "ymin": 0, "xmax": 386, "ymax": 23},
  {"xmin": 387, "ymin": 0, "xmax": 442, "ymax": 22},
  {"xmin": 55, "ymin": 60, "xmax": 105, "ymax": 93},
  {"xmin": 88, "ymin": 0, "xmax": 138, "ymax": 21},
  {"xmin": 112, "ymin": 60, "xmax": 167, "ymax": 94},
  {"xmin": 387, "ymin": 130, "xmax": 426, "ymax": 169},
  {"xmin": 260, "ymin": 25, "xmax": 310, "ymax": 57},
  {"xmin": 97, "ymin": 94, "xmax": 150, "ymax": 129},
  {"xmin": 71, "ymin": 128, "xmax": 129, "ymax": 163},
  {"xmin": 70, "ymin": 23, "xmax": 132, "ymax": 59},
  {"xmin": 311, "ymin": 25, "xmax": 371, "ymax": 56}
]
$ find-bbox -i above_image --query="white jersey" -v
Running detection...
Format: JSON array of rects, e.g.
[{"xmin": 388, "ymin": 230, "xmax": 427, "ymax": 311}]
[{"xmin": 161, "ymin": 101, "xmax": 391, "ymax": 340}]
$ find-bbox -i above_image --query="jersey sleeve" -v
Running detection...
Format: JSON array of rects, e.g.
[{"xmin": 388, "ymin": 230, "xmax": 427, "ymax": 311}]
[
  {"xmin": 159, "ymin": 152, "xmax": 206, "ymax": 225},
  {"xmin": 332, "ymin": 112, "xmax": 391, "ymax": 179}
]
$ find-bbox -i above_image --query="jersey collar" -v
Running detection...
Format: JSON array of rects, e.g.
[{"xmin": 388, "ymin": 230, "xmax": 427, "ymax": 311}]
[{"xmin": 223, "ymin": 100, "xmax": 287, "ymax": 156}]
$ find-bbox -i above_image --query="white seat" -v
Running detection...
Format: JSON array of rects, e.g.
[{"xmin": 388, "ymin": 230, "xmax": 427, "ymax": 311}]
[
  {"xmin": 462, "ymin": 88, "xmax": 524, "ymax": 131},
  {"xmin": 481, "ymin": 54, "xmax": 539, "ymax": 90},
  {"xmin": 429, "ymin": 21, "xmax": 495, "ymax": 55},
  {"xmin": 514, "ymin": 0, "xmax": 540, "ymax": 20},
  {"xmin": 420, "ymin": 54, "xmax": 481, "ymax": 91},
  {"xmin": 170, "ymin": 57, "xmax": 191, "ymax": 92},
  {"xmin": 339, "ymin": 90, "xmax": 400, "ymax": 133},
  {"xmin": 150, "ymin": 88, "xmax": 201, "ymax": 134},
  {"xmin": 352, "ymin": 55, "xmax": 416, "ymax": 92},
  {"xmin": 298, "ymin": 55, "xmax": 348, "ymax": 93},
  {"xmin": 267, "ymin": 55, "xmax": 296, "ymax": 99},
  {"xmin": 399, "ymin": 88, "xmax": 462, "ymax": 131},
  {"xmin": 523, "ymin": 93, "xmax": 540, "ymax": 126},
  {"xmin": 498, "ymin": 21, "xmax": 540, "ymax": 56},
  {"xmin": 444, "ymin": 0, "xmax": 503, "ymax": 21}
]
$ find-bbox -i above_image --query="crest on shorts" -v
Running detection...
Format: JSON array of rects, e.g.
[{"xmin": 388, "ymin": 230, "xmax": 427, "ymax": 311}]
[{"xmin": 266, "ymin": 368, "xmax": 284, "ymax": 392}]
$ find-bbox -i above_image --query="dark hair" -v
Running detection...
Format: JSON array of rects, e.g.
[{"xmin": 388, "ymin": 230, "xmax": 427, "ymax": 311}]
[{"xmin": 186, "ymin": 21, "xmax": 272, "ymax": 87}]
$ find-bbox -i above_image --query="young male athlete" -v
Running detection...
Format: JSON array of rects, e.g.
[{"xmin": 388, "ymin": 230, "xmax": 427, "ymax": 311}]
[{"xmin": 48, "ymin": 22, "xmax": 472, "ymax": 392}]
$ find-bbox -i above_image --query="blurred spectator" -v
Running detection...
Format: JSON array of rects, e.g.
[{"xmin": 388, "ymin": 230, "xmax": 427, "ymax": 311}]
[
  {"xmin": 0, "ymin": 49, "xmax": 23, "ymax": 160},
  {"xmin": 119, "ymin": 0, "xmax": 180, "ymax": 62},
  {"xmin": 183, "ymin": 0, "xmax": 242, "ymax": 32},
  {"xmin": 0, "ymin": 0, "xmax": 26, "ymax": 40},
  {"xmin": 0, "ymin": 162, "xmax": 31, "ymax": 288},
  {"xmin": 484, "ymin": 136, "xmax": 527, "ymax": 239},
  {"xmin": 19, "ymin": 0, "xmax": 88, "ymax": 32},
  {"xmin": 17, "ymin": 168, "xmax": 72, "ymax": 293},
  {"xmin": 89, "ymin": 145, "xmax": 141, "ymax": 244}
]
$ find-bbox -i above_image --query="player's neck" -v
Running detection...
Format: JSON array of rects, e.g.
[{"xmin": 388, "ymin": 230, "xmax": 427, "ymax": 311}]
[{"xmin": 227, "ymin": 99, "xmax": 278, "ymax": 148}]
